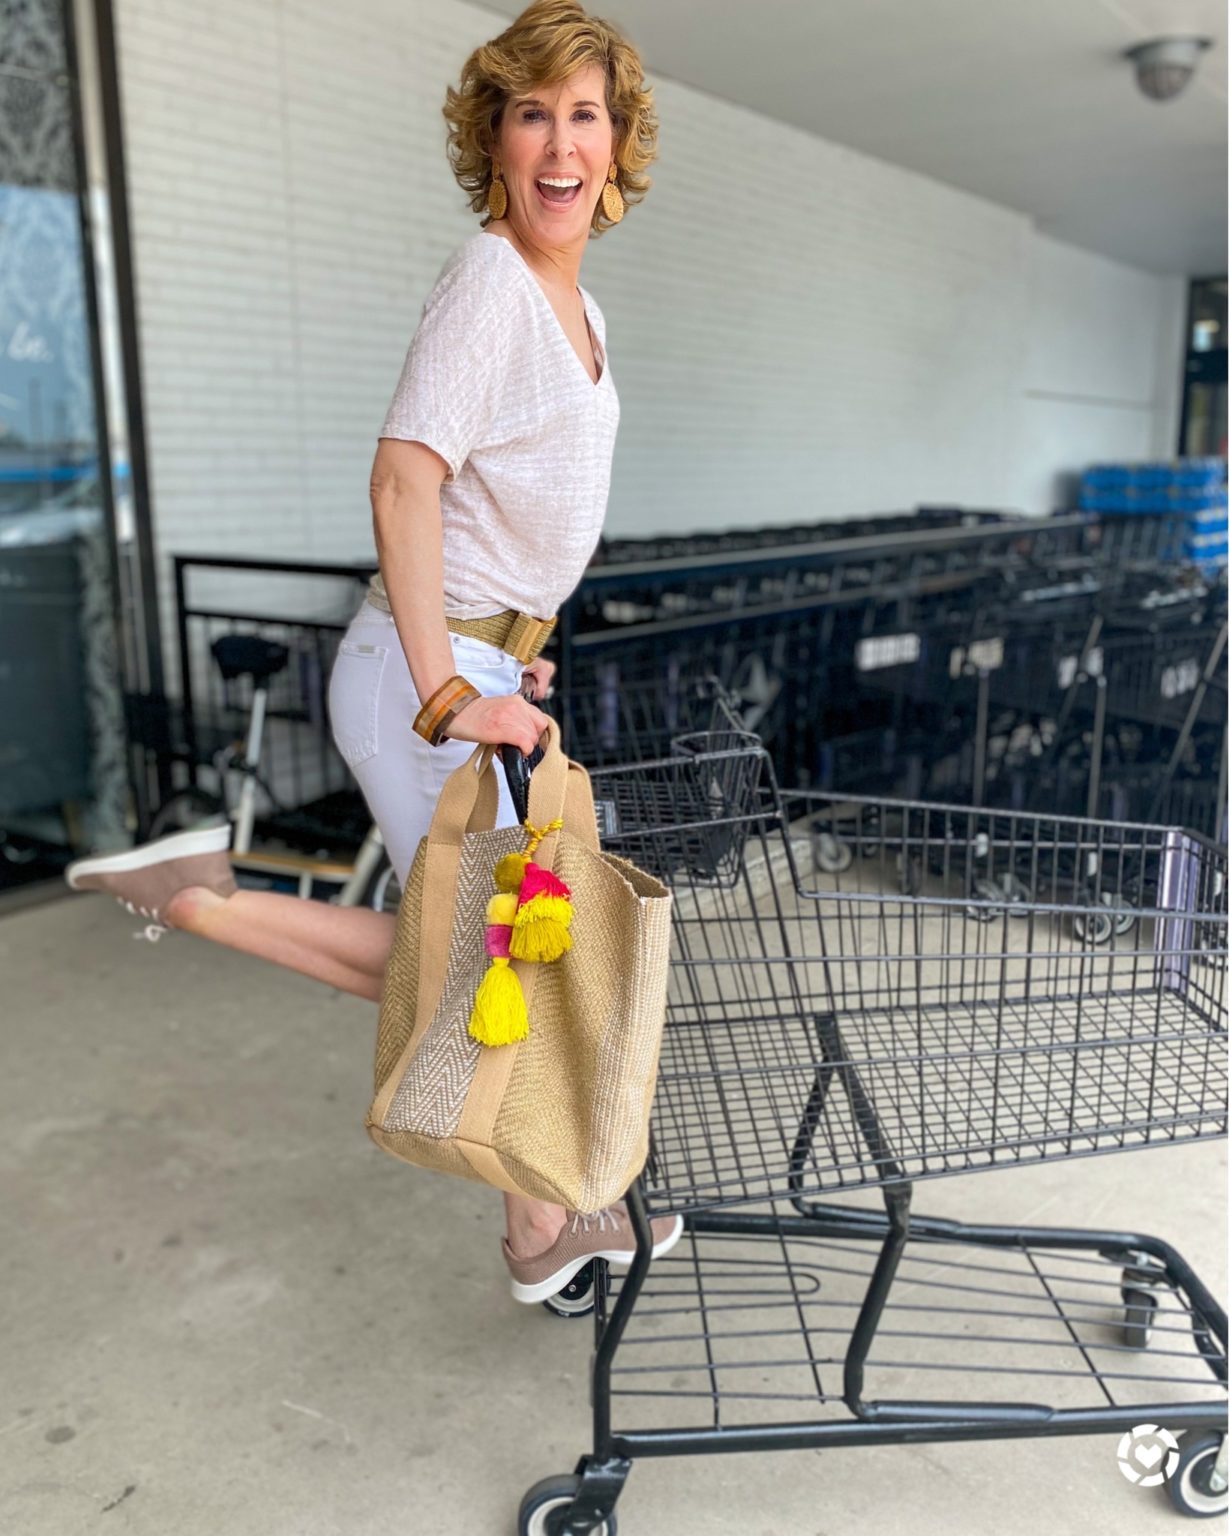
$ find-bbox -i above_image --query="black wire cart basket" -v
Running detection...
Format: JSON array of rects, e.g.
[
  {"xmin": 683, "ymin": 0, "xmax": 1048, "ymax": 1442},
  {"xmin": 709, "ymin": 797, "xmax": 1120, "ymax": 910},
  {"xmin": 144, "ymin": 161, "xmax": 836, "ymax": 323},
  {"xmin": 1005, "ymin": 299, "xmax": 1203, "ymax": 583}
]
[{"xmin": 516, "ymin": 750, "xmax": 1229, "ymax": 1534}]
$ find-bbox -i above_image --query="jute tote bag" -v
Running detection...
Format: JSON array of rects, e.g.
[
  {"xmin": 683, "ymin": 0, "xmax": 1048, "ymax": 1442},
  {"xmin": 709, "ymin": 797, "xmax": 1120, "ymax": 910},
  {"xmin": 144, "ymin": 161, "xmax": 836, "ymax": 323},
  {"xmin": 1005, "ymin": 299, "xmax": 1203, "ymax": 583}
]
[{"xmin": 366, "ymin": 720, "xmax": 673, "ymax": 1212}]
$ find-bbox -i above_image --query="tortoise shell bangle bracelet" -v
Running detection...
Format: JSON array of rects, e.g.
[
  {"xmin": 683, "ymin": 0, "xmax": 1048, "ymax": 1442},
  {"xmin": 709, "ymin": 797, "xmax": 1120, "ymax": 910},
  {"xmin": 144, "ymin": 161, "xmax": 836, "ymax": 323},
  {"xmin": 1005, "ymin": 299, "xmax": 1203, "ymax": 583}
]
[{"xmin": 413, "ymin": 675, "xmax": 481, "ymax": 746}]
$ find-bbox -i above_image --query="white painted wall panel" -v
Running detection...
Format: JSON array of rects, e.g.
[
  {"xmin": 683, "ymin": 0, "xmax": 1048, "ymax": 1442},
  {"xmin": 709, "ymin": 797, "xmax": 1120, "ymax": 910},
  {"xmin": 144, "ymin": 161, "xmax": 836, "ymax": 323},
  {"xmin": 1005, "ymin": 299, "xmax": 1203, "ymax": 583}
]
[{"xmin": 112, "ymin": 0, "xmax": 1185, "ymax": 661}]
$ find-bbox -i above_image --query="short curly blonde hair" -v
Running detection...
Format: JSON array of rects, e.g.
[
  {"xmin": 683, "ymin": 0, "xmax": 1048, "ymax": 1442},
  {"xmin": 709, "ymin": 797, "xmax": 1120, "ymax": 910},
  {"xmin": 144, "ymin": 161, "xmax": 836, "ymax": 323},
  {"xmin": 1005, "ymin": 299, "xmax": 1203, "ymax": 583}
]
[{"xmin": 443, "ymin": 0, "xmax": 658, "ymax": 236}]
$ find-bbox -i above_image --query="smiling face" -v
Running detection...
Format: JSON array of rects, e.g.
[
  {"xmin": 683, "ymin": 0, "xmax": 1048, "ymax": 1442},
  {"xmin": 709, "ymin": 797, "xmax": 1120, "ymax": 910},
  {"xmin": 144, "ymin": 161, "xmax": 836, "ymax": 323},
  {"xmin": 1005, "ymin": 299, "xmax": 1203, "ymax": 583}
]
[{"xmin": 493, "ymin": 63, "xmax": 616, "ymax": 246}]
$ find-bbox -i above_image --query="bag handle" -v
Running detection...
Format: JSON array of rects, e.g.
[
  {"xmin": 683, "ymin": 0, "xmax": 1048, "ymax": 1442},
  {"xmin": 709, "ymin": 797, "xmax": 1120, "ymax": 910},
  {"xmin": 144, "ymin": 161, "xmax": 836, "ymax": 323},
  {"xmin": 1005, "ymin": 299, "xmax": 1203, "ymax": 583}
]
[
  {"xmin": 562, "ymin": 757, "xmax": 600, "ymax": 853},
  {"xmin": 427, "ymin": 741, "xmax": 502, "ymax": 848},
  {"xmin": 428, "ymin": 717, "xmax": 596, "ymax": 850},
  {"xmin": 518, "ymin": 721, "xmax": 602, "ymax": 861},
  {"xmin": 504, "ymin": 683, "xmax": 601, "ymax": 855}
]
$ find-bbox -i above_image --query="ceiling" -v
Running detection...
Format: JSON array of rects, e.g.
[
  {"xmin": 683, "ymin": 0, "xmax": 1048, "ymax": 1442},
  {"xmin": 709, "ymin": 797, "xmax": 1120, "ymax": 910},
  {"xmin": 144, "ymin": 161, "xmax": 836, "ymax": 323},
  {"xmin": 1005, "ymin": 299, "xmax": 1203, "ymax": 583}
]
[{"xmin": 483, "ymin": 0, "xmax": 1227, "ymax": 276}]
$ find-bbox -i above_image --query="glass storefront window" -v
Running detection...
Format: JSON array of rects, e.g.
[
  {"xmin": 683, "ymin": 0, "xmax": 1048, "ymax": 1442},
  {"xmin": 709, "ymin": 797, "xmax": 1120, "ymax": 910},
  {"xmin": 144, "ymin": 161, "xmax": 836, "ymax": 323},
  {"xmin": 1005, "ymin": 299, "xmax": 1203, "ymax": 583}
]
[
  {"xmin": 1, "ymin": 0, "xmax": 128, "ymax": 890},
  {"xmin": 1188, "ymin": 278, "xmax": 1227, "ymax": 353}
]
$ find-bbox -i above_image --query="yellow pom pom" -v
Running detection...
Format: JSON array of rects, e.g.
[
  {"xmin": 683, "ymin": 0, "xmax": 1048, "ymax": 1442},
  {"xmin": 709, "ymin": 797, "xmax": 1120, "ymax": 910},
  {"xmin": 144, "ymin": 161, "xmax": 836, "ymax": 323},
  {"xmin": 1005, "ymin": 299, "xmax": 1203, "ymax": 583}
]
[
  {"xmin": 494, "ymin": 852, "xmax": 529, "ymax": 893},
  {"xmin": 485, "ymin": 892, "xmax": 519, "ymax": 927},
  {"xmin": 509, "ymin": 894, "xmax": 574, "ymax": 964},
  {"xmin": 468, "ymin": 958, "xmax": 529, "ymax": 1047}
]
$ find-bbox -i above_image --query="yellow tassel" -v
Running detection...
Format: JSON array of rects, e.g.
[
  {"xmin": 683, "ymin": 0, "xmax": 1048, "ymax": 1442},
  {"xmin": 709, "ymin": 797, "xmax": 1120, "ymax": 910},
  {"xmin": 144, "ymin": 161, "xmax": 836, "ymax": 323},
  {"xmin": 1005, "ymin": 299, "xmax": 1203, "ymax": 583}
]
[
  {"xmin": 509, "ymin": 894, "xmax": 574, "ymax": 963},
  {"xmin": 468, "ymin": 958, "xmax": 529, "ymax": 1046},
  {"xmin": 485, "ymin": 891, "xmax": 519, "ymax": 927},
  {"xmin": 494, "ymin": 851, "xmax": 529, "ymax": 893}
]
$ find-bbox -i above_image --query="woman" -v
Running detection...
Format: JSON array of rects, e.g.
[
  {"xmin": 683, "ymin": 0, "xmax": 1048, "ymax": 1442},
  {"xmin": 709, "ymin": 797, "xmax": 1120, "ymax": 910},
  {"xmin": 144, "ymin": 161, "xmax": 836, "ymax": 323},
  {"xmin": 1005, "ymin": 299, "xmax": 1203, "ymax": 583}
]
[{"xmin": 65, "ymin": 0, "xmax": 681, "ymax": 1301}]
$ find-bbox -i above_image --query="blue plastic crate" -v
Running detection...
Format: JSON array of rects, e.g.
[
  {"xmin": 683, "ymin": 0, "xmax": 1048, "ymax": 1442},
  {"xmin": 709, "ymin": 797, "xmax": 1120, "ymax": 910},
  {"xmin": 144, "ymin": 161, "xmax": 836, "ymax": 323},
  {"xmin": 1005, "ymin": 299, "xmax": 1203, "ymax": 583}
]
[
  {"xmin": 1184, "ymin": 530, "xmax": 1229, "ymax": 567},
  {"xmin": 1081, "ymin": 458, "xmax": 1227, "ymax": 516},
  {"xmin": 1189, "ymin": 503, "xmax": 1229, "ymax": 537},
  {"xmin": 1082, "ymin": 456, "xmax": 1226, "ymax": 492}
]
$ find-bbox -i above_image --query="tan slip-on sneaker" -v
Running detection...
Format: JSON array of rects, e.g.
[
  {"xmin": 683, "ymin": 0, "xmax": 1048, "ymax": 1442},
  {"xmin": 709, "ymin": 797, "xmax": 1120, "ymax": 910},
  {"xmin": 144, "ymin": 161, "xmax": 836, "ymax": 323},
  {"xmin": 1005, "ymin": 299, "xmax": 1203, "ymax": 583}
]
[
  {"xmin": 65, "ymin": 824, "xmax": 236, "ymax": 940},
  {"xmin": 502, "ymin": 1204, "xmax": 685, "ymax": 1305}
]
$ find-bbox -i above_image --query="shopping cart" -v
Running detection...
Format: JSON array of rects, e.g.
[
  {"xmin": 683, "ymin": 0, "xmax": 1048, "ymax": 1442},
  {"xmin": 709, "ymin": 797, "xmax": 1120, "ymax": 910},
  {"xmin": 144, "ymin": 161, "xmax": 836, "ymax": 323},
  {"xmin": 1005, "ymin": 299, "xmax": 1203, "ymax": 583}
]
[
  {"xmin": 556, "ymin": 514, "xmax": 1091, "ymax": 793},
  {"xmin": 516, "ymin": 761, "xmax": 1228, "ymax": 1533},
  {"xmin": 558, "ymin": 658, "xmax": 747, "ymax": 768},
  {"xmin": 1010, "ymin": 598, "xmax": 1228, "ymax": 843}
]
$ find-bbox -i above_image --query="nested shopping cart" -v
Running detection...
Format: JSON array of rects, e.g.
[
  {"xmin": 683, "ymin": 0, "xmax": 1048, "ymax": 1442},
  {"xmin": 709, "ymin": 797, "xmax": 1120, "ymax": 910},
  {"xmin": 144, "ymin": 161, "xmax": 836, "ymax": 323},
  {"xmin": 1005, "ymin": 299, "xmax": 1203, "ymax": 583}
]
[
  {"xmin": 1096, "ymin": 613, "xmax": 1228, "ymax": 832},
  {"xmin": 559, "ymin": 658, "xmax": 748, "ymax": 769},
  {"xmin": 516, "ymin": 732, "xmax": 1228, "ymax": 1534}
]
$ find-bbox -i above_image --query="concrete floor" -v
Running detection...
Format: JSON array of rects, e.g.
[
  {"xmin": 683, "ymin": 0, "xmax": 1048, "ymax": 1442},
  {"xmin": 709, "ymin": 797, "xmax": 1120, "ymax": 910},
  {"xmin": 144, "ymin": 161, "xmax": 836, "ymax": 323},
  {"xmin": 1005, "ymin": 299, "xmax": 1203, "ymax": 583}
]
[{"xmin": 2, "ymin": 891, "xmax": 1226, "ymax": 1536}]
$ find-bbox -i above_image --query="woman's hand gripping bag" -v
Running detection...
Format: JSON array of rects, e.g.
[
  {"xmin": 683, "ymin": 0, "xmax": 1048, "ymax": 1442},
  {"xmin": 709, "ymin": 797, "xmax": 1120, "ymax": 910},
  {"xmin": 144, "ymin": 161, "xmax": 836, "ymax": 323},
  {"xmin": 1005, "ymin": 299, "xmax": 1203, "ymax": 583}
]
[{"xmin": 366, "ymin": 719, "xmax": 673, "ymax": 1212}]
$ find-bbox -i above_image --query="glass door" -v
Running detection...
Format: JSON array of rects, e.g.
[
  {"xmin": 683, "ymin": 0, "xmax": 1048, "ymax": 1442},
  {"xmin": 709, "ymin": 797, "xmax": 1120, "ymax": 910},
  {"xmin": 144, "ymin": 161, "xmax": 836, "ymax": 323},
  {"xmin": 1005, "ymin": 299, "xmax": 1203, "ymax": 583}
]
[
  {"xmin": 1179, "ymin": 277, "xmax": 1228, "ymax": 458},
  {"xmin": 0, "ymin": 0, "xmax": 128, "ymax": 892}
]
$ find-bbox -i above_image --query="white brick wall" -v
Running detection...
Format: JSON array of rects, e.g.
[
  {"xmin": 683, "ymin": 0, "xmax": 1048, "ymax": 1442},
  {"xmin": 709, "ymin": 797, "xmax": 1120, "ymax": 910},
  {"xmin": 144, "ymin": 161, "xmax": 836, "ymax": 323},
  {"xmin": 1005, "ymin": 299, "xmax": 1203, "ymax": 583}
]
[{"xmin": 113, "ymin": 0, "xmax": 1185, "ymax": 641}]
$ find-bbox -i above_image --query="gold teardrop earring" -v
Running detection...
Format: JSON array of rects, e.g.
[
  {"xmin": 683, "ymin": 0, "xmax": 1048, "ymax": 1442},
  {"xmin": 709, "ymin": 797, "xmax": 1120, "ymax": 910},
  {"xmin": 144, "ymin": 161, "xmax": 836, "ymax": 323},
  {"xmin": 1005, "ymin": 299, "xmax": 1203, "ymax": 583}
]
[
  {"xmin": 487, "ymin": 159, "xmax": 508, "ymax": 221},
  {"xmin": 601, "ymin": 161, "xmax": 624, "ymax": 224}
]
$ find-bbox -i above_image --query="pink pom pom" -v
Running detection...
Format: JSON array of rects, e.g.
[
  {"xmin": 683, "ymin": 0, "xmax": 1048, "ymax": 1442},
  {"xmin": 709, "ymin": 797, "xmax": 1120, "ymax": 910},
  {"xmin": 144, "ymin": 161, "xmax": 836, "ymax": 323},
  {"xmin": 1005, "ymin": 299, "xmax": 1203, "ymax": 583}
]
[
  {"xmin": 484, "ymin": 924, "xmax": 512, "ymax": 959},
  {"xmin": 518, "ymin": 862, "xmax": 572, "ymax": 905}
]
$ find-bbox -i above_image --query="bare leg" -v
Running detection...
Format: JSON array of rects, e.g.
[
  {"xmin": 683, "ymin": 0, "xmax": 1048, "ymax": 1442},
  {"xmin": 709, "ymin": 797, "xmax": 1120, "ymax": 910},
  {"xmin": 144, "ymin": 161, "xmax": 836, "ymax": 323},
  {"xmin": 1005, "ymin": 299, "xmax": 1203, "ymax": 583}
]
[
  {"xmin": 166, "ymin": 886, "xmax": 568, "ymax": 1247},
  {"xmin": 166, "ymin": 886, "xmax": 395, "ymax": 1001}
]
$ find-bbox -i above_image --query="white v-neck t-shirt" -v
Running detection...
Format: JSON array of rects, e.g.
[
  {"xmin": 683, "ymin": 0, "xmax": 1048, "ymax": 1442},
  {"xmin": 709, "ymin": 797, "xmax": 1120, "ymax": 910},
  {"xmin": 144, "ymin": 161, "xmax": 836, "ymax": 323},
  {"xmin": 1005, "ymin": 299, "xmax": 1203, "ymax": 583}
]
[{"xmin": 369, "ymin": 231, "xmax": 619, "ymax": 621}]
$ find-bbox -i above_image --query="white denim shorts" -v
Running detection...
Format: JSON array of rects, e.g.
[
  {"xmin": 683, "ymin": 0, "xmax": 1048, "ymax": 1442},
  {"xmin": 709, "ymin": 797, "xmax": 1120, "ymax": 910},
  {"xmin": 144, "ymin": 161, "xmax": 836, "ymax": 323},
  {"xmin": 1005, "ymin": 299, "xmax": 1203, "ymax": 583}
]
[{"xmin": 327, "ymin": 600, "xmax": 524, "ymax": 885}]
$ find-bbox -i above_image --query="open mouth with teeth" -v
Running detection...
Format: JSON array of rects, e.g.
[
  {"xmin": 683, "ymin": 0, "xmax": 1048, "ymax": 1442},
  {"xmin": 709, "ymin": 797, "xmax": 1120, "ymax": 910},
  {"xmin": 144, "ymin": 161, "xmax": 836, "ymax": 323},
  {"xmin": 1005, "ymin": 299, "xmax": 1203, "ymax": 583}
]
[{"xmin": 535, "ymin": 176, "xmax": 583, "ymax": 207}]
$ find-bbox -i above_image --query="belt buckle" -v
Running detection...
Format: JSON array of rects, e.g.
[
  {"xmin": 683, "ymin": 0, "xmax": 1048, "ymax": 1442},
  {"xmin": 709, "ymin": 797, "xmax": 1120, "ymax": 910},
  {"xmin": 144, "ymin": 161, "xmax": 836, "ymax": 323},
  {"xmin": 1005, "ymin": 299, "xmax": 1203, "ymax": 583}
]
[{"xmin": 505, "ymin": 612, "xmax": 554, "ymax": 664}]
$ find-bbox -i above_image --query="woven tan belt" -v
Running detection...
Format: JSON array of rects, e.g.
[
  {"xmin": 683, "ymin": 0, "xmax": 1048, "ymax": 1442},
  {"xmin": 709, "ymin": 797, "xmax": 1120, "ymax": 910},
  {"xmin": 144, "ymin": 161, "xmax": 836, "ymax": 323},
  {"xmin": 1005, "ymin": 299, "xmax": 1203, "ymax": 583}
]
[{"xmin": 446, "ymin": 609, "xmax": 557, "ymax": 665}]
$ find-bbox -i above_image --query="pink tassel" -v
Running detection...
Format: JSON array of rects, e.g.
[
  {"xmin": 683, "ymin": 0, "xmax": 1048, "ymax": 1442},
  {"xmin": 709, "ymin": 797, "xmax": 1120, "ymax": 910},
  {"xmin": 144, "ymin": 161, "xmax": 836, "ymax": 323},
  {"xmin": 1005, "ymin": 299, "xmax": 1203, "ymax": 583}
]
[
  {"xmin": 518, "ymin": 862, "xmax": 572, "ymax": 904},
  {"xmin": 484, "ymin": 924, "xmax": 512, "ymax": 959}
]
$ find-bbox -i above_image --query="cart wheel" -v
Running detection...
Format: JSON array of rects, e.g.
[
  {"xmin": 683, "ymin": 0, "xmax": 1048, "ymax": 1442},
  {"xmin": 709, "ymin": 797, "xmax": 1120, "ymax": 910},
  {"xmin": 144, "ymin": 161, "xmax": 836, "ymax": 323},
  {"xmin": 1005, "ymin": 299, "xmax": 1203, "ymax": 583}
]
[
  {"xmin": 969, "ymin": 872, "xmax": 1031, "ymax": 918},
  {"xmin": 1090, "ymin": 890, "xmax": 1137, "ymax": 938},
  {"xmin": 1121, "ymin": 1286, "xmax": 1158, "ymax": 1349},
  {"xmin": 813, "ymin": 832, "xmax": 852, "ymax": 874},
  {"xmin": 1168, "ymin": 1431, "xmax": 1228, "ymax": 1519},
  {"xmin": 149, "ymin": 789, "xmax": 226, "ymax": 839},
  {"xmin": 1073, "ymin": 899, "xmax": 1114, "ymax": 946},
  {"xmin": 519, "ymin": 1474, "xmax": 618, "ymax": 1536},
  {"xmin": 541, "ymin": 1261, "xmax": 598, "ymax": 1320},
  {"xmin": 968, "ymin": 877, "xmax": 1005, "ymax": 921},
  {"xmin": 1113, "ymin": 901, "xmax": 1138, "ymax": 938},
  {"xmin": 998, "ymin": 872, "xmax": 1032, "ymax": 915}
]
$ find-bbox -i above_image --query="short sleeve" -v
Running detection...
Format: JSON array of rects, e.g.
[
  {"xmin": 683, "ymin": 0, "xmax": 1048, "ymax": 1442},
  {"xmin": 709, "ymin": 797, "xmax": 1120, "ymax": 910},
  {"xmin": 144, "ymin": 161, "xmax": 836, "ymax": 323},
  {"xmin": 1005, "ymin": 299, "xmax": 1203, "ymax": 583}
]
[{"xmin": 379, "ymin": 248, "xmax": 506, "ymax": 482}]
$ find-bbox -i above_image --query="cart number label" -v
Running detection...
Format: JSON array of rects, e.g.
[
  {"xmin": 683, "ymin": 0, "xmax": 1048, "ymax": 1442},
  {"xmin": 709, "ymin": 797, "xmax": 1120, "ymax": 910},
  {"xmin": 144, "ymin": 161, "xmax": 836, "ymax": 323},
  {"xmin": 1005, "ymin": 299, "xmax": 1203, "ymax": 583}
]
[
  {"xmin": 856, "ymin": 633, "xmax": 920, "ymax": 671},
  {"xmin": 1160, "ymin": 658, "xmax": 1199, "ymax": 699},
  {"xmin": 593, "ymin": 797, "xmax": 621, "ymax": 838},
  {"xmin": 1057, "ymin": 647, "xmax": 1103, "ymax": 688},
  {"xmin": 949, "ymin": 637, "xmax": 1004, "ymax": 677}
]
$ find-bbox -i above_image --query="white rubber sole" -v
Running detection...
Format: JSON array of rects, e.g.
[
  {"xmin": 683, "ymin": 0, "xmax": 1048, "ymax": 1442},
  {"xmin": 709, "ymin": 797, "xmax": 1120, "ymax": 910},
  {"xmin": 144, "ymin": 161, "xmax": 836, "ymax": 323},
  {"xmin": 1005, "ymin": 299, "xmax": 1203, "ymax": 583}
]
[
  {"xmin": 509, "ymin": 1214, "xmax": 685, "ymax": 1305},
  {"xmin": 66, "ymin": 823, "xmax": 232, "ymax": 890}
]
